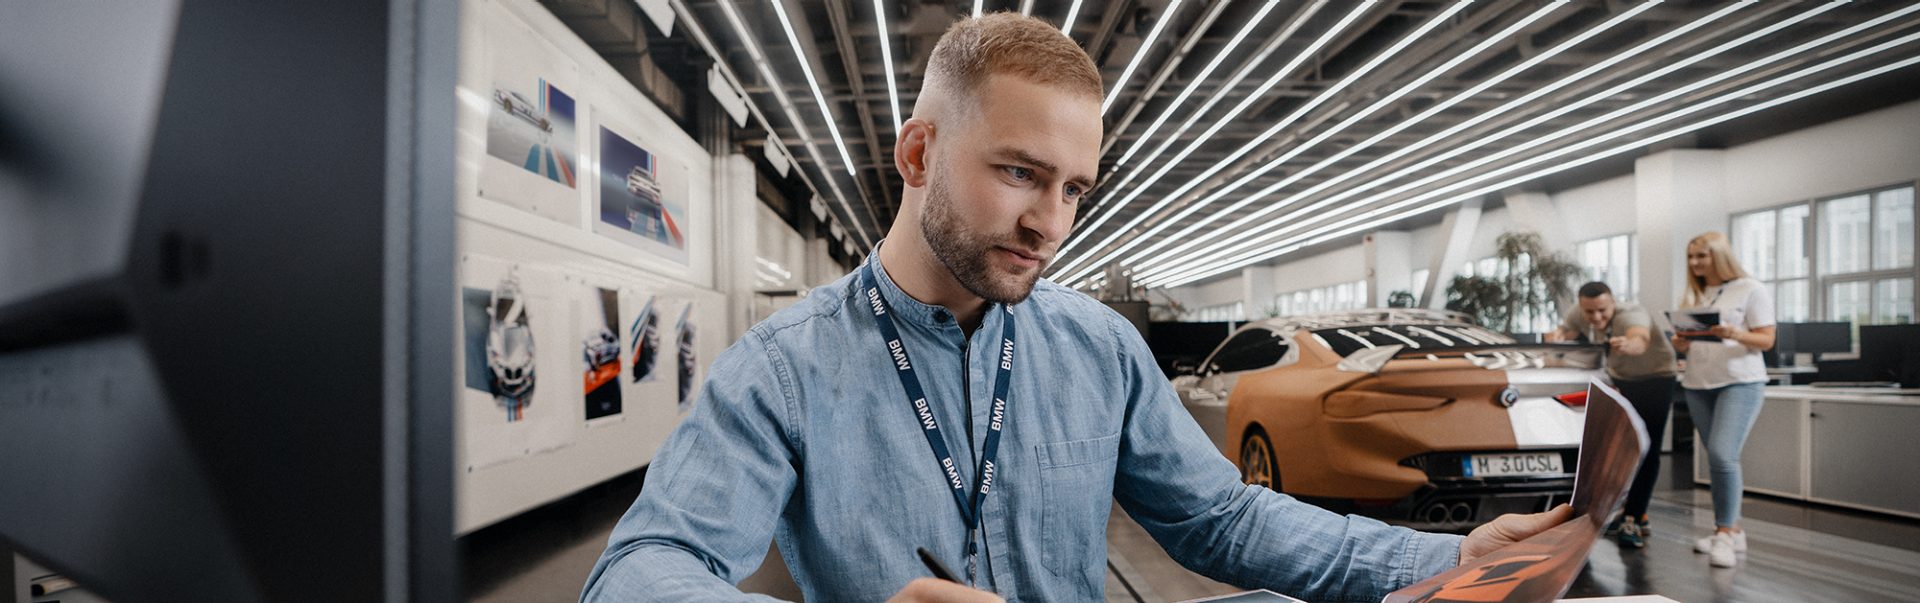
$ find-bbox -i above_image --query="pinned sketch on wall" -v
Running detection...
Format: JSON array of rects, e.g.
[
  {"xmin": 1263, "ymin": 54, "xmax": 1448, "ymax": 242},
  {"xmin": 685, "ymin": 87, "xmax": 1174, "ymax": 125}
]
[
  {"xmin": 595, "ymin": 124, "xmax": 691, "ymax": 265},
  {"xmin": 582, "ymin": 286, "xmax": 623, "ymax": 421},
  {"xmin": 626, "ymin": 294, "xmax": 661, "ymax": 383},
  {"xmin": 459, "ymin": 256, "xmax": 581, "ymax": 470},
  {"xmin": 476, "ymin": 6, "xmax": 581, "ymax": 225},
  {"xmin": 676, "ymin": 303, "xmax": 697, "ymax": 412}
]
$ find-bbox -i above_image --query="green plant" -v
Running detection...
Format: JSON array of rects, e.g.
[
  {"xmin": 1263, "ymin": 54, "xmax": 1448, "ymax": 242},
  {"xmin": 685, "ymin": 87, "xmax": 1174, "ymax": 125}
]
[
  {"xmin": 1445, "ymin": 231, "xmax": 1581, "ymax": 333},
  {"xmin": 1386, "ymin": 290, "xmax": 1416, "ymax": 308}
]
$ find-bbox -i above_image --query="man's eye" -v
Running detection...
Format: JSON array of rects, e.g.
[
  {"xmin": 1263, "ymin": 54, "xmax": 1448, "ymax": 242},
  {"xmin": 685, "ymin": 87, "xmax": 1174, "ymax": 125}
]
[
  {"xmin": 1003, "ymin": 166, "xmax": 1033, "ymax": 182},
  {"xmin": 1064, "ymin": 183, "xmax": 1085, "ymax": 201}
]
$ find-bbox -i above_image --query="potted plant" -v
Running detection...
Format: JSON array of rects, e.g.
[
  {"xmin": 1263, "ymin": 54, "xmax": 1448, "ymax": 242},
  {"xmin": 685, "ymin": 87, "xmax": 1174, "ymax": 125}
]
[{"xmin": 1444, "ymin": 232, "xmax": 1582, "ymax": 335}]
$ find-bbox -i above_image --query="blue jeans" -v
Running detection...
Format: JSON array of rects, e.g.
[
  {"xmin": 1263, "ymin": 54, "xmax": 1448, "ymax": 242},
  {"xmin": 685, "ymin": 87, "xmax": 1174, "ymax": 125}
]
[{"xmin": 1684, "ymin": 382, "xmax": 1766, "ymax": 528}]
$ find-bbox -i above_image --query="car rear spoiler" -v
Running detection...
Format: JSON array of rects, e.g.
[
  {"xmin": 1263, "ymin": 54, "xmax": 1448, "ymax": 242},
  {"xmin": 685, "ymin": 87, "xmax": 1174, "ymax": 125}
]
[{"xmin": 1336, "ymin": 343, "xmax": 1605, "ymax": 374}]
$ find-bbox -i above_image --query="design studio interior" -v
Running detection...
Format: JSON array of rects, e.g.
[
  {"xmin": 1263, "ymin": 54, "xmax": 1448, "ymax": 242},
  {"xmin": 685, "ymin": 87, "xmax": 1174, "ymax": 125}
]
[{"xmin": 5, "ymin": 1, "xmax": 1920, "ymax": 602}]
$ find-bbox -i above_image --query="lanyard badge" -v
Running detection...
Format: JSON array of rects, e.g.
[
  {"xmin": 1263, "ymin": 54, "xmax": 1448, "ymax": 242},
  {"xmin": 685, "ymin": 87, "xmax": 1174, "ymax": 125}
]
[{"xmin": 859, "ymin": 263, "xmax": 1017, "ymax": 586}]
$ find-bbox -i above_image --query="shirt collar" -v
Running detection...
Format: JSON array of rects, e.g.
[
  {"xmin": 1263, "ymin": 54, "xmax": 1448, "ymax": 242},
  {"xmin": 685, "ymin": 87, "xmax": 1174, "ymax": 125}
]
[{"xmin": 865, "ymin": 242, "xmax": 999, "ymax": 331}]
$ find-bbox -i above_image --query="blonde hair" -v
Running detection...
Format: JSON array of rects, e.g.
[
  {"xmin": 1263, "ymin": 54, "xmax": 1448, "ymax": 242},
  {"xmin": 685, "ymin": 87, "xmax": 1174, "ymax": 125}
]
[
  {"xmin": 918, "ymin": 12, "xmax": 1102, "ymax": 117},
  {"xmin": 1681, "ymin": 231, "xmax": 1751, "ymax": 307}
]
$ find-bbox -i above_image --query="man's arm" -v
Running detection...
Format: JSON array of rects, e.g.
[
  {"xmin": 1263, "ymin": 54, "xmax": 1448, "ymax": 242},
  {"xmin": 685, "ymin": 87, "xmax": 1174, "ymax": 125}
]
[
  {"xmin": 580, "ymin": 331, "xmax": 799, "ymax": 602},
  {"xmin": 1102, "ymin": 316, "xmax": 1462, "ymax": 603}
]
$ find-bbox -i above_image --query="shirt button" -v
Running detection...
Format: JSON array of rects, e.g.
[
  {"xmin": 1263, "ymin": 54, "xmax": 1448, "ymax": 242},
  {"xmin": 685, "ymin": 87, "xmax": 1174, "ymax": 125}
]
[{"xmin": 933, "ymin": 310, "xmax": 951, "ymax": 323}]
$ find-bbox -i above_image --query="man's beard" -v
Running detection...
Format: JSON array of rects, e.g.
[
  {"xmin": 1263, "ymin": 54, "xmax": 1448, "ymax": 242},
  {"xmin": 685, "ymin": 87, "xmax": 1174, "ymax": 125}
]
[{"xmin": 921, "ymin": 174, "xmax": 1045, "ymax": 305}]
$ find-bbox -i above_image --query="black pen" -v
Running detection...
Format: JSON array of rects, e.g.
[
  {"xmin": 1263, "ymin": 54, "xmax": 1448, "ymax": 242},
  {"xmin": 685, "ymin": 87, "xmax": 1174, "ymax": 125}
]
[{"xmin": 916, "ymin": 547, "xmax": 960, "ymax": 583}]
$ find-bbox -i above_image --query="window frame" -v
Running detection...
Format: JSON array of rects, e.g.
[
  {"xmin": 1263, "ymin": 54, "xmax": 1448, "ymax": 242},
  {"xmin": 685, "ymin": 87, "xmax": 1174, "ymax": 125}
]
[{"xmin": 1727, "ymin": 180, "xmax": 1919, "ymax": 330}]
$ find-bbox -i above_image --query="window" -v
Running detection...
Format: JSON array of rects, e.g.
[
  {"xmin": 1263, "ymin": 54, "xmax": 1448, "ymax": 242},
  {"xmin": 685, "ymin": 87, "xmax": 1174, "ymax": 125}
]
[
  {"xmin": 1207, "ymin": 328, "xmax": 1290, "ymax": 373},
  {"xmin": 1574, "ymin": 234, "xmax": 1636, "ymax": 302},
  {"xmin": 1272, "ymin": 280, "xmax": 1368, "ymax": 317},
  {"xmin": 1731, "ymin": 183, "xmax": 1916, "ymax": 329},
  {"xmin": 1189, "ymin": 301, "xmax": 1245, "ymax": 322},
  {"xmin": 1821, "ymin": 186, "xmax": 1914, "ymax": 326}
]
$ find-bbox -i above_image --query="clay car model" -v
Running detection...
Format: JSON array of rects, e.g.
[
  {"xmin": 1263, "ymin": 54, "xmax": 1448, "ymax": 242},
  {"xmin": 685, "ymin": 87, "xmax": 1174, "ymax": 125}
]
[{"xmin": 1173, "ymin": 309, "xmax": 1602, "ymax": 530}]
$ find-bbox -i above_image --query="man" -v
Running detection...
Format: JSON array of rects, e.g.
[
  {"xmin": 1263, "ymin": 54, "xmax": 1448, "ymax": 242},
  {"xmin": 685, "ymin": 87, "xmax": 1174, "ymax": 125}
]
[
  {"xmin": 1545, "ymin": 281, "xmax": 1678, "ymax": 548},
  {"xmin": 582, "ymin": 14, "xmax": 1568, "ymax": 602}
]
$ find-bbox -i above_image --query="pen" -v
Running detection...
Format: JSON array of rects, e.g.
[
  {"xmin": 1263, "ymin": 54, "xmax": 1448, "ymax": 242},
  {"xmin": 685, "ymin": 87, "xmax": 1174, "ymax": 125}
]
[{"xmin": 916, "ymin": 547, "xmax": 960, "ymax": 583}]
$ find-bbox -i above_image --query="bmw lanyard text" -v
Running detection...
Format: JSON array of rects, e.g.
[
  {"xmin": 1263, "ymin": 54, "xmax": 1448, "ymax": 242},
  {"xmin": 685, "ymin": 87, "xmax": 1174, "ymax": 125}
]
[{"xmin": 859, "ymin": 263, "xmax": 1015, "ymax": 586}]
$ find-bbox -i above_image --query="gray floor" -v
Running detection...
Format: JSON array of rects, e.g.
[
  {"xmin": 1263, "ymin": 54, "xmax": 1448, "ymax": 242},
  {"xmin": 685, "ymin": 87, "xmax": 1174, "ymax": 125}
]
[{"xmin": 463, "ymin": 453, "xmax": 1920, "ymax": 602}]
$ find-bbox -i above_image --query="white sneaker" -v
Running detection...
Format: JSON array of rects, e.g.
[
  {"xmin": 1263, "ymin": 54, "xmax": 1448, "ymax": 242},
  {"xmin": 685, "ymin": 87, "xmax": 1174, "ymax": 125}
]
[
  {"xmin": 1693, "ymin": 530, "xmax": 1747, "ymax": 553},
  {"xmin": 1708, "ymin": 533, "xmax": 1739, "ymax": 567}
]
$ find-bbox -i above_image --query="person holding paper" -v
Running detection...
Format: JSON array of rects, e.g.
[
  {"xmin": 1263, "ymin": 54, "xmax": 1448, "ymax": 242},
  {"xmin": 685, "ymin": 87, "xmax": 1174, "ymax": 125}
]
[
  {"xmin": 580, "ymin": 13, "xmax": 1571, "ymax": 603},
  {"xmin": 1669, "ymin": 232, "xmax": 1775, "ymax": 568},
  {"xmin": 1545, "ymin": 281, "xmax": 1677, "ymax": 548}
]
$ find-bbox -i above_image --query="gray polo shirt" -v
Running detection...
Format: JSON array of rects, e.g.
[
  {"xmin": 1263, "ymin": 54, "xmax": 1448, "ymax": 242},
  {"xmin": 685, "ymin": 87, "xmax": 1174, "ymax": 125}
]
[{"xmin": 1562, "ymin": 301, "xmax": 1678, "ymax": 380}]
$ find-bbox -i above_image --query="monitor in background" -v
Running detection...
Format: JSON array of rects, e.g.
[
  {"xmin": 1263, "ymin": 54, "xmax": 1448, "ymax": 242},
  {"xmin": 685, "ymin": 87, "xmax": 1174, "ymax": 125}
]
[
  {"xmin": 0, "ymin": 2, "xmax": 456, "ymax": 601},
  {"xmin": 1772, "ymin": 322, "xmax": 1854, "ymax": 367},
  {"xmin": 1858, "ymin": 324, "xmax": 1920, "ymax": 388}
]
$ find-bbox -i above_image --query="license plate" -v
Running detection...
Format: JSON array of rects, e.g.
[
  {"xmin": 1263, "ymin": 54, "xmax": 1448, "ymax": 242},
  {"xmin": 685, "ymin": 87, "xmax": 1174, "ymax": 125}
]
[{"xmin": 1463, "ymin": 452, "xmax": 1564, "ymax": 477}]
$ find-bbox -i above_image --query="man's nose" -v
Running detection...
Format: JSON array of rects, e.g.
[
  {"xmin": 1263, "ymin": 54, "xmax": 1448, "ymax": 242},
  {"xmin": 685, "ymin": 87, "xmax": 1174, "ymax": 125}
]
[{"xmin": 1023, "ymin": 188, "xmax": 1075, "ymax": 244}]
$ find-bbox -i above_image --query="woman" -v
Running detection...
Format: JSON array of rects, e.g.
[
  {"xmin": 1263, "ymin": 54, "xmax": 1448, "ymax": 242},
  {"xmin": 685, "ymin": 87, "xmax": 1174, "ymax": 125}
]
[{"xmin": 1670, "ymin": 231, "xmax": 1775, "ymax": 568}]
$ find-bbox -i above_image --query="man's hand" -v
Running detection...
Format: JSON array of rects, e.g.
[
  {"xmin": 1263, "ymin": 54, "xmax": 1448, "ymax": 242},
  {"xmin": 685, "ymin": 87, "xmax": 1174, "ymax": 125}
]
[
  {"xmin": 1608, "ymin": 335, "xmax": 1647, "ymax": 356},
  {"xmin": 886, "ymin": 578, "xmax": 1003, "ymax": 603},
  {"xmin": 1458, "ymin": 504, "xmax": 1574, "ymax": 565}
]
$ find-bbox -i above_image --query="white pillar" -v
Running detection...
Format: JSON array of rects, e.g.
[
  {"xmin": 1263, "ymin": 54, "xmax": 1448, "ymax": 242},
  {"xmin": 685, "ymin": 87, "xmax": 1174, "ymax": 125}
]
[
  {"xmin": 1503, "ymin": 190, "xmax": 1568, "ymax": 251},
  {"xmin": 1242, "ymin": 265, "xmax": 1274, "ymax": 319},
  {"xmin": 1635, "ymin": 149, "xmax": 1727, "ymax": 313},
  {"xmin": 1366, "ymin": 230, "xmax": 1412, "ymax": 306},
  {"xmin": 1424, "ymin": 198, "xmax": 1485, "ymax": 309}
]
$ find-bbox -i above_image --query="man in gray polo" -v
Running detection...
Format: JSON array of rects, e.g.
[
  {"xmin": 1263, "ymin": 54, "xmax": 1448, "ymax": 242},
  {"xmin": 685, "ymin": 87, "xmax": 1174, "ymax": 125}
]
[{"xmin": 1546, "ymin": 281, "xmax": 1677, "ymax": 548}]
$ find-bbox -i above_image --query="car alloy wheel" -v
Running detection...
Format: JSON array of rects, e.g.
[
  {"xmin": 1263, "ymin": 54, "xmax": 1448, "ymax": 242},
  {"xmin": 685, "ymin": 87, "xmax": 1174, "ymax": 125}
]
[{"xmin": 1240, "ymin": 428, "xmax": 1278, "ymax": 490}]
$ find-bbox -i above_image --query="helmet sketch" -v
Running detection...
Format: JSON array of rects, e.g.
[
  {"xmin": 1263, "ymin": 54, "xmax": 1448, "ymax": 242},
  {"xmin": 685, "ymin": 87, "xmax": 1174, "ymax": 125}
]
[
  {"xmin": 583, "ymin": 327, "xmax": 620, "ymax": 369},
  {"xmin": 486, "ymin": 275, "xmax": 536, "ymax": 401}
]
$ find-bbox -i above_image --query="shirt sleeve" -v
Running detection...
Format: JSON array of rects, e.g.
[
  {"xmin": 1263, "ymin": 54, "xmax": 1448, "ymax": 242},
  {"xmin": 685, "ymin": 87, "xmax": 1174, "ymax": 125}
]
[
  {"xmin": 1104, "ymin": 314, "xmax": 1462, "ymax": 603},
  {"xmin": 1614, "ymin": 306, "xmax": 1651, "ymax": 334},
  {"xmin": 1560, "ymin": 307, "xmax": 1583, "ymax": 336},
  {"xmin": 1744, "ymin": 282, "xmax": 1776, "ymax": 329},
  {"xmin": 580, "ymin": 330, "xmax": 798, "ymax": 602}
]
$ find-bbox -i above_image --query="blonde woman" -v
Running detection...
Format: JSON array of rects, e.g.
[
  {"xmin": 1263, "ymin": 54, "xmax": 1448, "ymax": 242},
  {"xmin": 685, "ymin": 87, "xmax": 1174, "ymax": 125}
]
[{"xmin": 1669, "ymin": 231, "xmax": 1775, "ymax": 568}]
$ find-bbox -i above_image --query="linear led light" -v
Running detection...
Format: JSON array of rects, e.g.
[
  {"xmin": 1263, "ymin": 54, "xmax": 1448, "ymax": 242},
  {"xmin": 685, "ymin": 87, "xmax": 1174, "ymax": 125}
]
[
  {"xmin": 1101, "ymin": 1, "xmax": 1183, "ymax": 116},
  {"xmin": 1126, "ymin": 0, "xmax": 1877, "ymax": 277},
  {"xmin": 1061, "ymin": 0, "xmax": 1084, "ymax": 35},
  {"xmin": 1059, "ymin": 1, "xmax": 1369, "ymax": 255},
  {"xmin": 1143, "ymin": 35, "xmax": 1920, "ymax": 287},
  {"xmin": 1021, "ymin": 0, "xmax": 1035, "ymax": 16},
  {"xmin": 769, "ymin": 0, "xmax": 859, "ymax": 177},
  {"xmin": 1089, "ymin": 1, "xmax": 1763, "ymax": 281},
  {"xmin": 1078, "ymin": 1, "xmax": 1326, "ymax": 220},
  {"xmin": 713, "ymin": 0, "xmax": 875, "ymax": 247},
  {"xmin": 974, "ymin": 0, "xmax": 983, "ymax": 18},
  {"xmin": 873, "ymin": 0, "xmax": 902, "ymax": 134},
  {"xmin": 1059, "ymin": 0, "xmax": 1455, "ymax": 272},
  {"xmin": 1059, "ymin": 1, "xmax": 1574, "ymax": 282},
  {"xmin": 1112, "ymin": 1, "xmax": 1281, "ymax": 167}
]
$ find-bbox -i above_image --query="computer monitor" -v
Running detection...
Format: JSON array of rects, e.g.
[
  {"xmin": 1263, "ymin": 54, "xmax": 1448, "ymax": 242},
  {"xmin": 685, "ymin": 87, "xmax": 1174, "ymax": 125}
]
[
  {"xmin": 1858, "ymin": 324, "xmax": 1920, "ymax": 387},
  {"xmin": 0, "ymin": 2, "xmax": 456, "ymax": 601},
  {"xmin": 1773, "ymin": 322, "xmax": 1854, "ymax": 366}
]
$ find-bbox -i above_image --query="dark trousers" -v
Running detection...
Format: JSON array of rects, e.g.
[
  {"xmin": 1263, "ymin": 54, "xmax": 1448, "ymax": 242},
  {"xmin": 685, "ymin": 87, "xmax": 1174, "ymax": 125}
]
[{"xmin": 1613, "ymin": 375, "xmax": 1677, "ymax": 518}]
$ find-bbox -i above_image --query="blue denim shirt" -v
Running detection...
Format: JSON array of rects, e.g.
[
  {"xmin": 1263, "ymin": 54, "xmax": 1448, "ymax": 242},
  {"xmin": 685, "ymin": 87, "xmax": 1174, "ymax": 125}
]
[{"xmin": 581, "ymin": 254, "xmax": 1462, "ymax": 602}]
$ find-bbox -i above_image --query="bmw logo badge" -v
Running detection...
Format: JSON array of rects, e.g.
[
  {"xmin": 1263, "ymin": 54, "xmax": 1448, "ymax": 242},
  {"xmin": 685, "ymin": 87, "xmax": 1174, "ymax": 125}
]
[{"xmin": 1498, "ymin": 387, "xmax": 1520, "ymax": 407}]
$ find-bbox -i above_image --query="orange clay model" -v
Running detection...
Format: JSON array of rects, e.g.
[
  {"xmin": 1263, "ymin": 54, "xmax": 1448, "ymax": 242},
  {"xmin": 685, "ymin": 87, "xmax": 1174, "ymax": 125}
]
[{"xmin": 1173, "ymin": 309, "xmax": 1603, "ymax": 530}]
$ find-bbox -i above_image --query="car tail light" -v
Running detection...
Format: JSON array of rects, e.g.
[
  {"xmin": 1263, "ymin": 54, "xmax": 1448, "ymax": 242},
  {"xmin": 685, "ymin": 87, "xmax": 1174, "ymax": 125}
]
[{"xmin": 1552, "ymin": 391, "xmax": 1588, "ymax": 408}]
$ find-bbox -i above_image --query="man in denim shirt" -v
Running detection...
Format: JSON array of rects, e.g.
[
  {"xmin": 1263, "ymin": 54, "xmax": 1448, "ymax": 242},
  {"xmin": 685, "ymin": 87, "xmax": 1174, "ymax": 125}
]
[{"xmin": 583, "ymin": 14, "xmax": 1569, "ymax": 603}]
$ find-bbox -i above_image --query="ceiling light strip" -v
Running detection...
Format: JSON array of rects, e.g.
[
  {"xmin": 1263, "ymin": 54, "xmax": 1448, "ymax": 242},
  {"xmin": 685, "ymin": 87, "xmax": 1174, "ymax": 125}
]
[
  {"xmin": 1111, "ymin": 1, "xmax": 1282, "ymax": 167},
  {"xmin": 691, "ymin": 0, "xmax": 874, "ymax": 247},
  {"xmin": 1143, "ymin": 37, "xmax": 1920, "ymax": 286},
  {"xmin": 769, "ymin": 0, "xmax": 860, "ymax": 177},
  {"xmin": 1061, "ymin": 0, "xmax": 1084, "ymax": 35},
  {"xmin": 1060, "ymin": 1, "xmax": 1575, "ymax": 282},
  {"xmin": 1100, "ymin": 1, "xmax": 1775, "ymax": 280},
  {"xmin": 1126, "ymin": 0, "xmax": 1878, "ymax": 277},
  {"xmin": 1058, "ymin": 1, "xmax": 1371, "ymax": 255},
  {"xmin": 1058, "ymin": 0, "xmax": 1457, "ymax": 273},
  {"xmin": 1101, "ymin": 1, "xmax": 1185, "ymax": 116},
  {"xmin": 1080, "ymin": 1, "xmax": 1326, "ymax": 217},
  {"xmin": 874, "ymin": 0, "xmax": 903, "ymax": 134}
]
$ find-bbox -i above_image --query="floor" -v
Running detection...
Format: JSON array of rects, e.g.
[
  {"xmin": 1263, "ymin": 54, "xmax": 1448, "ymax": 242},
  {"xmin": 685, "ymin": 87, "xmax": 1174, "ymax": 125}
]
[{"xmin": 462, "ymin": 453, "xmax": 1920, "ymax": 602}]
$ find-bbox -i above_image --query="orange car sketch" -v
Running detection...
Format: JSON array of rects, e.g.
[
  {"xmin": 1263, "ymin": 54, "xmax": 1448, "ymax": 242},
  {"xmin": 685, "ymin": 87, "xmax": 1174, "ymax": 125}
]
[{"xmin": 1173, "ymin": 309, "xmax": 1603, "ymax": 530}]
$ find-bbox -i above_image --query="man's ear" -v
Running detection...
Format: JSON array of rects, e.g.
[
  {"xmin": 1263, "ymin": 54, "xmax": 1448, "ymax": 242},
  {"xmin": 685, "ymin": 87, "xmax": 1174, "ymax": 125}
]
[{"xmin": 895, "ymin": 118, "xmax": 933, "ymax": 188}]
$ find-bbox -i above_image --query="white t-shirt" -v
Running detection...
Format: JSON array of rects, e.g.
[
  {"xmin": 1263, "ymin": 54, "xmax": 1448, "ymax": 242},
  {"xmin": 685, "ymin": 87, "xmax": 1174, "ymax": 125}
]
[{"xmin": 1679, "ymin": 277, "xmax": 1776, "ymax": 389}]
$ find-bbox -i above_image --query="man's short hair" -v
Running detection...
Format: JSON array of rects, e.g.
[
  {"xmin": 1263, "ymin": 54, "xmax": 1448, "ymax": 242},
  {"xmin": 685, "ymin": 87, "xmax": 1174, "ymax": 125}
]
[
  {"xmin": 922, "ymin": 12, "xmax": 1103, "ymax": 111},
  {"xmin": 1577, "ymin": 281, "xmax": 1613, "ymax": 299}
]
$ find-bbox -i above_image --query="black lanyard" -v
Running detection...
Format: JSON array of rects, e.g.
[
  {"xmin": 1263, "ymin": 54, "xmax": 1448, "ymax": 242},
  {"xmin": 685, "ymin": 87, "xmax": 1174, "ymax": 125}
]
[{"xmin": 858, "ymin": 263, "xmax": 1016, "ymax": 585}]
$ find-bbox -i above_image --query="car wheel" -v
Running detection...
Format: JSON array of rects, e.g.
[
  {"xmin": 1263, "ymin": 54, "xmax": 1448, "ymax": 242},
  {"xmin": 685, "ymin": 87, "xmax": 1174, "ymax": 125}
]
[{"xmin": 1240, "ymin": 427, "xmax": 1278, "ymax": 490}]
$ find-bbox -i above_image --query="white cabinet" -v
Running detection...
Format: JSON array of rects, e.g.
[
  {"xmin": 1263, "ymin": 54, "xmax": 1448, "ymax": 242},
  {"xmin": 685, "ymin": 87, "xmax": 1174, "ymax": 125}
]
[{"xmin": 1692, "ymin": 387, "xmax": 1920, "ymax": 520}]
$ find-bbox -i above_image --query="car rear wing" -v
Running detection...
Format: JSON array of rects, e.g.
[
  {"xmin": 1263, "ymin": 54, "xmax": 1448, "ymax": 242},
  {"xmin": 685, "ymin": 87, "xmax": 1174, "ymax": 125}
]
[{"xmin": 1337, "ymin": 343, "xmax": 1605, "ymax": 374}]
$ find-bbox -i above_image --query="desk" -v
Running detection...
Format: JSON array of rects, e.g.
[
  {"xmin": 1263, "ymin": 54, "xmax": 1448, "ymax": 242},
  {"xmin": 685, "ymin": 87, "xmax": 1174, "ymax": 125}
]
[{"xmin": 1692, "ymin": 386, "xmax": 1920, "ymax": 520}]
